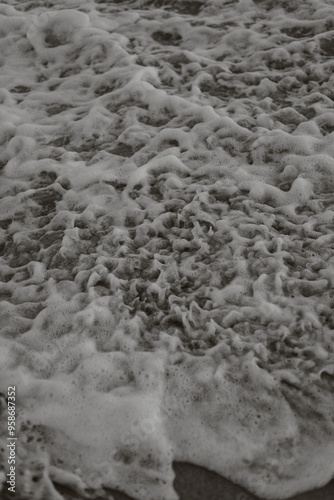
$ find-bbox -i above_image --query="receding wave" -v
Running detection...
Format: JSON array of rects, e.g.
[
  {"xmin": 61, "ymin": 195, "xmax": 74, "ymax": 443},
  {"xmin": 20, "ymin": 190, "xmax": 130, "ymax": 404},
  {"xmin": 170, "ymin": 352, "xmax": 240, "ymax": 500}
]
[{"xmin": 0, "ymin": 1, "xmax": 334, "ymax": 499}]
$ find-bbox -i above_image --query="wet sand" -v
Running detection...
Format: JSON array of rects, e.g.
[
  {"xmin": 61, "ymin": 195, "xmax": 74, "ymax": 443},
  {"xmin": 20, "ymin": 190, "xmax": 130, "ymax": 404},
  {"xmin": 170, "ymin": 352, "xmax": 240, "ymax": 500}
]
[{"xmin": 52, "ymin": 462, "xmax": 334, "ymax": 500}]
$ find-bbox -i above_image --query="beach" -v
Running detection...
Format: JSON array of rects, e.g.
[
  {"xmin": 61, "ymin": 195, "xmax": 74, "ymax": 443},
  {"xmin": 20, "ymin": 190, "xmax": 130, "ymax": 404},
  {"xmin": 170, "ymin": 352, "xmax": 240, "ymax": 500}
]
[{"xmin": 0, "ymin": 0, "xmax": 334, "ymax": 499}]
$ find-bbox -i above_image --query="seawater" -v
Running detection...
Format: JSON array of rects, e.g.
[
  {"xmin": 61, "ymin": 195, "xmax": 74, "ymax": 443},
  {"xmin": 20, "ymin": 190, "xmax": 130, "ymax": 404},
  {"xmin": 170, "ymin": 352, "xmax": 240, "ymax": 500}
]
[{"xmin": 0, "ymin": 0, "xmax": 334, "ymax": 499}]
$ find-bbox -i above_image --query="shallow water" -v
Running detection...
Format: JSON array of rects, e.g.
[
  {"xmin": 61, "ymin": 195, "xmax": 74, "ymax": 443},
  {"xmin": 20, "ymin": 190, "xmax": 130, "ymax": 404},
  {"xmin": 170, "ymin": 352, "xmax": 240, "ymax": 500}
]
[{"xmin": 0, "ymin": 0, "xmax": 334, "ymax": 499}]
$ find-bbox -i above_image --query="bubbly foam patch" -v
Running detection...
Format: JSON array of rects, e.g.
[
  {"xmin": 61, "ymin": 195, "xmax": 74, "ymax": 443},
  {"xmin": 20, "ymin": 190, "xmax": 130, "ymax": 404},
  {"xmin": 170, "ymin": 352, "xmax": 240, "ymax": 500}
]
[{"xmin": 1, "ymin": 0, "xmax": 334, "ymax": 499}]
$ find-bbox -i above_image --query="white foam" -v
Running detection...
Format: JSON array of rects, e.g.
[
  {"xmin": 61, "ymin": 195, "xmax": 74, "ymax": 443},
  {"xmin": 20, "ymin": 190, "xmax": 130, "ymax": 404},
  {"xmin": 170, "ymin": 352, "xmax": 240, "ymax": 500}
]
[{"xmin": 1, "ymin": 1, "xmax": 334, "ymax": 499}]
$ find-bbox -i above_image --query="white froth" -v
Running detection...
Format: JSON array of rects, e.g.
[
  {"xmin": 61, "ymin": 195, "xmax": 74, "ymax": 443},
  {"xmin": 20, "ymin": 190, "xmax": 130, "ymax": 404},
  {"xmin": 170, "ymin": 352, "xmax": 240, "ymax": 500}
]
[{"xmin": 1, "ymin": 1, "xmax": 334, "ymax": 500}]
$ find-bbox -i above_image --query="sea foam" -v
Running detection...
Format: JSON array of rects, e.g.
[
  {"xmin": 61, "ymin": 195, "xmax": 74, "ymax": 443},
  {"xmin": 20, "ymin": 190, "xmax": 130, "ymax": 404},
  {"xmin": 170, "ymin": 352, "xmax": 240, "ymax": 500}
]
[{"xmin": 1, "ymin": 0, "xmax": 334, "ymax": 499}]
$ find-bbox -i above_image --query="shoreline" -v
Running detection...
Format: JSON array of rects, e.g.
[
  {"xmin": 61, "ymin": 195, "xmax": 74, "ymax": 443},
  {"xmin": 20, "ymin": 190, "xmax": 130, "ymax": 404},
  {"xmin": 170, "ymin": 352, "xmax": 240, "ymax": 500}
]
[{"xmin": 50, "ymin": 462, "xmax": 334, "ymax": 500}]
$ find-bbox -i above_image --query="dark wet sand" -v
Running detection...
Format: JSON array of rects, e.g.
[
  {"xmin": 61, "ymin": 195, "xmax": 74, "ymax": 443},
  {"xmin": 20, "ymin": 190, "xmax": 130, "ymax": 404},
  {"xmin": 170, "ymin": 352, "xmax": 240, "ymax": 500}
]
[{"xmin": 53, "ymin": 462, "xmax": 334, "ymax": 500}]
